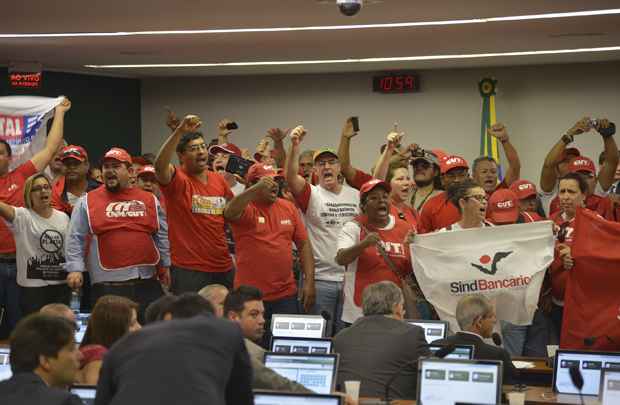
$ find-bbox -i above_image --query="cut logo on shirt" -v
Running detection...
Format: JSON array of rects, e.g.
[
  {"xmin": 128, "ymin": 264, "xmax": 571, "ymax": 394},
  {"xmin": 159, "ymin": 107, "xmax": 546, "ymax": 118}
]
[
  {"xmin": 191, "ymin": 195, "xmax": 226, "ymax": 215},
  {"xmin": 105, "ymin": 200, "xmax": 147, "ymax": 218}
]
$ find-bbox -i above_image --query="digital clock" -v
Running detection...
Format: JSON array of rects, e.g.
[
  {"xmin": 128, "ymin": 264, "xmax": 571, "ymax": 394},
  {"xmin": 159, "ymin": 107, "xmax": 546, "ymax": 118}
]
[{"xmin": 372, "ymin": 72, "xmax": 420, "ymax": 93}]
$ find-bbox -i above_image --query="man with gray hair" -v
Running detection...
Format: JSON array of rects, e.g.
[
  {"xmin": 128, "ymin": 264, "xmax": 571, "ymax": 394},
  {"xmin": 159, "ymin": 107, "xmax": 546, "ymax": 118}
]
[
  {"xmin": 434, "ymin": 294, "xmax": 517, "ymax": 384},
  {"xmin": 198, "ymin": 284, "xmax": 229, "ymax": 318},
  {"xmin": 333, "ymin": 281, "xmax": 429, "ymax": 399}
]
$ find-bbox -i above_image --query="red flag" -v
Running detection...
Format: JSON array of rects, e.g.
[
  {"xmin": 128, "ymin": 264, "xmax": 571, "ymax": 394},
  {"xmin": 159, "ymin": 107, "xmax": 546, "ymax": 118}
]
[{"xmin": 561, "ymin": 208, "xmax": 620, "ymax": 350}]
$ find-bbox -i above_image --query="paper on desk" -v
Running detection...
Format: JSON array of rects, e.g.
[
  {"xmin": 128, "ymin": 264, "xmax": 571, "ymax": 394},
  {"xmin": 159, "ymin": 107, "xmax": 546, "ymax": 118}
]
[{"xmin": 512, "ymin": 360, "xmax": 536, "ymax": 369}]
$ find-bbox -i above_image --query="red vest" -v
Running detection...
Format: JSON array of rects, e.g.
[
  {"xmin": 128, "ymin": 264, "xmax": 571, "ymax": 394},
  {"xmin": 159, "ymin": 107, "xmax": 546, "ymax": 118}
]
[
  {"xmin": 86, "ymin": 187, "xmax": 160, "ymax": 271},
  {"xmin": 353, "ymin": 215, "xmax": 413, "ymax": 306}
]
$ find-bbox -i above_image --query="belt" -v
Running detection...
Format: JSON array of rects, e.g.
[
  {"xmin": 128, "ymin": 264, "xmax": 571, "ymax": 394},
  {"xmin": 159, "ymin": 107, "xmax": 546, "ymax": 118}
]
[
  {"xmin": 0, "ymin": 257, "xmax": 16, "ymax": 264},
  {"xmin": 97, "ymin": 277, "xmax": 154, "ymax": 287}
]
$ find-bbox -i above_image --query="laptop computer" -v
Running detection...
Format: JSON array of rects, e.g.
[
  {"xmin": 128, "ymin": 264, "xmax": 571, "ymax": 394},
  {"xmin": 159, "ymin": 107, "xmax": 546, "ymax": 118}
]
[
  {"xmin": 254, "ymin": 390, "xmax": 343, "ymax": 404},
  {"xmin": 407, "ymin": 320, "xmax": 449, "ymax": 343},
  {"xmin": 428, "ymin": 344, "xmax": 475, "ymax": 360},
  {"xmin": 0, "ymin": 347, "xmax": 11, "ymax": 382},
  {"xmin": 263, "ymin": 352, "xmax": 339, "ymax": 394},
  {"xmin": 70, "ymin": 385, "xmax": 97, "ymax": 405},
  {"xmin": 553, "ymin": 349, "xmax": 620, "ymax": 396},
  {"xmin": 417, "ymin": 358, "xmax": 502, "ymax": 405},
  {"xmin": 600, "ymin": 369, "xmax": 620, "ymax": 405},
  {"xmin": 74, "ymin": 312, "xmax": 91, "ymax": 343},
  {"xmin": 271, "ymin": 314, "xmax": 326, "ymax": 338},
  {"xmin": 271, "ymin": 337, "xmax": 333, "ymax": 354}
]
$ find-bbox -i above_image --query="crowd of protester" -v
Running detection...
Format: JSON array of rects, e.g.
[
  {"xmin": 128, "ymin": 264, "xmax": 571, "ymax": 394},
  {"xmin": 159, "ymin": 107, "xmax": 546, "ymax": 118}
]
[{"xmin": 0, "ymin": 97, "xmax": 619, "ymax": 403}]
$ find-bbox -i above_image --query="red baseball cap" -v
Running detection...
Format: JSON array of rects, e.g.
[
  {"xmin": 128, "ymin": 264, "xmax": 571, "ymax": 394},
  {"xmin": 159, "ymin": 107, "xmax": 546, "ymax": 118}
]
[
  {"xmin": 568, "ymin": 156, "xmax": 596, "ymax": 175},
  {"xmin": 359, "ymin": 178, "xmax": 391, "ymax": 197},
  {"xmin": 487, "ymin": 189, "xmax": 520, "ymax": 224},
  {"xmin": 60, "ymin": 145, "xmax": 88, "ymax": 162},
  {"xmin": 137, "ymin": 165, "xmax": 156, "ymax": 178},
  {"xmin": 246, "ymin": 164, "xmax": 283, "ymax": 184},
  {"xmin": 103, "ymin": 147, "xmax": 132, "ymax": 164},
  {"xmin": 440, "ymin": 155, "xmax": 469, "ymax": 175},
  {"xmin": 509, "ymin": 179, "xmax": 537, "ymax": 200},
  {"xmin": 208, "ymin": 143, "xmax": 242, "ymax": 157}
]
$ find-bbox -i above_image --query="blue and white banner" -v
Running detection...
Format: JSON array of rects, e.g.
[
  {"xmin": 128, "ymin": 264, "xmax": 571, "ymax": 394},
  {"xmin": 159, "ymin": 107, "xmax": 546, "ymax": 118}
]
[
  {"xmin": 411, "ymin": 222, "xmax": 555, "ymax": 332},
  {"xmin": 0, "ymin": 96, "xmax": 63, "ymax": 171}
]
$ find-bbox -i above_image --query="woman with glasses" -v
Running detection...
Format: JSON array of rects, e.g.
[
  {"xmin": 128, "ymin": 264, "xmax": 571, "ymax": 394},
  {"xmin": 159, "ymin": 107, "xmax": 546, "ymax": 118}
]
[
  {"xmin": 0, "ymin": 173, "xmax": 71, "ymax": 316},
  {"xmin": 441, "ymin": 178, "xmax": 493, "ymax": 231}
]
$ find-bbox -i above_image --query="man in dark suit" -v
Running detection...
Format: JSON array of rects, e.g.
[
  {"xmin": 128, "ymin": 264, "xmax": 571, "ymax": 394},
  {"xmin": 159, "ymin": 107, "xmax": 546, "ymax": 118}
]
[
  {"xmin": 0, "ymin": 314, "xmax": 83, "ymax": 405},
  {"xmin": 95, "ymin": 309, "xmax": 253, "ymax": 405},
  {"xmin": 434, "ymin": 294, "xmax": 517, "ymax": 384},
  {"xmin": 333, "ymin": 281, "xmax": 430, "ymax": 399}
]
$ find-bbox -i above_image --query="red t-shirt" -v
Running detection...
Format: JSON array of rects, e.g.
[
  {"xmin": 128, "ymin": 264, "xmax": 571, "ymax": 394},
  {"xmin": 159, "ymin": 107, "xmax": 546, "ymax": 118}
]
[
  {"xmin": 161, "ymin": 167, "xmax": 233, "ymax": 272},
  {"xmin": 596, "ymin": 197, "xmax": 620, "ymax": 222},
  {"xmin": 549, "ymin": 211, "xmax": 575, "ymax": 301},
  {"xmin": 229, "ymin": 198, "xmax": 308, "ymax": 301},
  {"xmin": 548, "ymin": 194, "xmax": 602, "ymax": 217},
  {"xmin": 390, "ymin": 203, "xmax": 419, "ymax": 231},
  {"xmin": 80, "ymin": 344, "xmax": 108, "ymax": 368},
  {"xmin": 0, "ymin": 161, "xmax": 37, "ymax": 253},
  {"xmin": 349, "ymin": 169, "xmax": 374, "ymax": 190},
  {"xmin": 418, "ymin": 192, "xmax": 461, "ymax": 234}
]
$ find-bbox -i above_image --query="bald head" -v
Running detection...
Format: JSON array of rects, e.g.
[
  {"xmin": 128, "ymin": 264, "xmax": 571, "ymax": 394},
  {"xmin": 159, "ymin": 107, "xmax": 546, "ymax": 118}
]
[{"xmin": 40, "ymin": 303, "xmax": 76, "ymax": 323}]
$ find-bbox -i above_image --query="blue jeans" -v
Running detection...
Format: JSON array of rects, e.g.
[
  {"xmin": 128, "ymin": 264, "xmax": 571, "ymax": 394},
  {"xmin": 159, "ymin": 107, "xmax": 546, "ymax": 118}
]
[
  {"xmin": 311, "ymin": 280, "xmax": 344, "ymax": 337},
  {"xmin": 0, "ymin": 261, "xmax": 20, "ymax": 339},
  {"xmin": 500, "ymin": 320, "xmax": 528, "ymax": 356}
]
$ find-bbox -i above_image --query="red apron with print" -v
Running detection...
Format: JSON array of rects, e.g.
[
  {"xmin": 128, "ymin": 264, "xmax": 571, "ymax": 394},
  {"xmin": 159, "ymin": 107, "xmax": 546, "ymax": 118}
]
[
  {"xmin": 353, "ymin": 215, "xmax": 413, "ymax": 306},
  {"xmin": 86, "ymin": 187, "xmax": 160, "ymax": 271}
]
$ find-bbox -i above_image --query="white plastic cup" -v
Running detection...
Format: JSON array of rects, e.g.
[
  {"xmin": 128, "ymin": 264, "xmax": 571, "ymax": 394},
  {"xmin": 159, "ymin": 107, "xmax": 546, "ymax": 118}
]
[
  {"xmin": 507, "ymin": 391, "xmax": 526, "ymax": 405},
  {"xmin": 344, "ymin": 380, "xmax": 361, "ymax": 401},
  {"xmin": 547, "ymin": 345, "xmax": 559, "ymax": 358}
]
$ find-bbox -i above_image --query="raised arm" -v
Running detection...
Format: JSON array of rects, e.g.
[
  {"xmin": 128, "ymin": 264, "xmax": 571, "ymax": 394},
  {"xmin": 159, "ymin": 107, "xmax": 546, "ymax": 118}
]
[
  {"xmin": 223, "ymin": 177, "xmax": 274, "ymax": 221},
  {"xmin": 266, "ymin": 128, "xmax": 287, "ymax": 169},
  {"xmin": 540, "ymin": 117, "xmax": 590, "ymax": 192},
  {"xmin": 0, "ymin": 201, "xmax": 16, "ymax": 223},
  {"xmin": 154, "ymin": 115, "xmax": 202, "ymax": 185},
  {"xmin": 372, "ymin": 130, "xmax": 403, "ymax": 180},
  {"xmin": 285, "ymin": 126, "xmax": 309, "ymax": 196},
  {"xmin": 594, "ymin": 118, "xmax": 619, "ymax": 191},
  {"xmin": 31, "ymin": 98, "xmax": 71, "ymax": 172},
  {"xmin": 337, "ymin": 118, "xmax": 359, "ymax": 184},
  {"xmin": 217, "ymin": 118, "xmax": 235, "ymax": 145},
  {"xmin": 488, "ymin": 123, "xmax": 521, "ymax": 185}
]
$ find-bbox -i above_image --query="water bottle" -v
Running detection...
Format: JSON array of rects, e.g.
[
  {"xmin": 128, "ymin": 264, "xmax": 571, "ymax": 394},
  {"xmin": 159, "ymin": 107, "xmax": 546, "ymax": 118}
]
[{"xmin": 70, "ymin": 290, "xmax": 81, "ymax": 314}]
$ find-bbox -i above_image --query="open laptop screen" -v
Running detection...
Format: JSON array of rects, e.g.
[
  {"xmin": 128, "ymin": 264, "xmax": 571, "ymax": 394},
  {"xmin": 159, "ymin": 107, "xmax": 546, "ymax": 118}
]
[
  {"xmin": 554, "ymin": 350, "xmax": 620, "ymax": 396},
  {"xmin": 601, "ymin": 369, "xmax": 620, "ymax": 405},
  {"xmin": 0, "ymin": 347, "xmax": 11, "ymax": 382},
  {"xmin": 74, "ymin": 313, "xmax": 90, "ymax": 343},
  {"xmin": 407, "ymin": 320, "xmax": 448, "ymax": 343},
  {"xmin": 271, "ymin": 337, "xmax": 333, "ymax": 354},
  {"xmin": 417, "ymin": 358, "xmax": 502, "ymax": 405},
  {"xmin": 271, "ymin": 314, "xmax": 326, "ymax": 338},
  {"xmin": 254, "ymin": 391, "xmax": 342, "ymax": 405},
  {"xmin": 263, "ymin": 352, "xmax": 338, "ymax": 394},
  {"xmin": 429, "ymin": 344, "xmax": 474, "ymax": 360},
  {"xmin": 71, "ymin": 385, "xmax": 96, "ymax": 405}
]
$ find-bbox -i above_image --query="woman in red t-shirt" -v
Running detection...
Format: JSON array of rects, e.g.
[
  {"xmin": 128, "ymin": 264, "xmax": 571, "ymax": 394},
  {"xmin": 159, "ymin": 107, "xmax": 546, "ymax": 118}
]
[
  {"xmin": 386, "ymin": 162, "xmax": 419, "ymax": 230},
  {"xmin": 77, "ymin": 295, "xmax": 142, "ymax": 385}
]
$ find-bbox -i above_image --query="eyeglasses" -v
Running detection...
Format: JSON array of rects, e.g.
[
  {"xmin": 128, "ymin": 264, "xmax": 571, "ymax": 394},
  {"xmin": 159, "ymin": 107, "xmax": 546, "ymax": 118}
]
[
  {"xmin": 465, "ymin": 194, "xmax": 487, "ymax": 203},
  {"xmin": 316, "ymin": 159, "xmax": 339, "ymax": 167},
  {"xmin": 31, "ymin": 184, "xmax": 51, "ymax": 192},
  {"xmin": 186, "ymin": 143, "xmax": 208, "ymax": 152}
]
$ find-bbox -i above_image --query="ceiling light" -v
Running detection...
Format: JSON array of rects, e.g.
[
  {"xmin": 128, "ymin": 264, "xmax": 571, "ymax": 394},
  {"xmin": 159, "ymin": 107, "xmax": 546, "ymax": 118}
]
[
  {"xmin": 2, "ymin": 9, "xmax": 620, "ymax": 38},
  {"xmin": 84, "ymin": 46, "xmax": 620, "ymax": 69}
]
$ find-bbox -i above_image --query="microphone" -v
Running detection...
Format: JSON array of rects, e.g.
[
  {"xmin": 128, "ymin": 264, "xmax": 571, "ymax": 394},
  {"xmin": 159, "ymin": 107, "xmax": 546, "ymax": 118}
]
[
  {"xmin": 491, "ymin": 332, "xmax": 502, "ymax": 346},
  {"xmin": 568, "ymin": 365, "xmax": 585, "ymax": 405}
]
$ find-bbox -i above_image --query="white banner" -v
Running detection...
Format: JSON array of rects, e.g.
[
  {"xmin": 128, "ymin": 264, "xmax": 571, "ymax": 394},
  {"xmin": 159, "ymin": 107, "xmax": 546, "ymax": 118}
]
[
  {"xmin": 0, "ymin": 96, "xmax": 63, "ymax": 171},
  {"xmin": 411, "ymin": 221, "xmax": 555, "ymax": 333}
]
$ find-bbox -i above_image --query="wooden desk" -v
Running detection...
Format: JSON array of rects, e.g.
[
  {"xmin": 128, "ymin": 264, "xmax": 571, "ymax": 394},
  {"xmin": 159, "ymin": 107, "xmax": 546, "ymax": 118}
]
[{"xmin": 513, "ymin": 357, "xmax": 553, "ymax": 387}]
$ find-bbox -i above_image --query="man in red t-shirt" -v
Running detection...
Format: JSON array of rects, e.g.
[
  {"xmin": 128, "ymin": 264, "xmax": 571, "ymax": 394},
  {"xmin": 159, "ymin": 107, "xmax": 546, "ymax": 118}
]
[
  {"xmin": 509, "ymin": 179, "xmax": 545, "ymax": 221},
  {"xmin": 224, "ymin": 164, "xmax": 315, "ymax": 333},
  {"xmin": 0, "ymin": 98, "xmax": 71, "ymax": 337},
  {"xmin": 418, "ymin": 155, "xmax": 470, "ymax": 233},
  {"xmin": 154, "ymin": 115, "xmax": 235, "ymax": 294},
  {"xmin": 547, "ymin": 157, "xmax": 606, "ymax": 216}
]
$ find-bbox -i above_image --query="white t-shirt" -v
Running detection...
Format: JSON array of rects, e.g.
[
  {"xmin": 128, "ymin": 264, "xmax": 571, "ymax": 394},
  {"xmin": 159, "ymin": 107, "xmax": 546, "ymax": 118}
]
[
  {"xmin": 8, "ymin": 208, "xmax": 70, "ymax": 287},
  {"xmin": 338, "ymin": 215, "xmax": 396, "ymax": 323},
  {"xmin": 303, "ymin": 183, "xmax": 360, "ymax": 282},
  {"xmin": 67, "ymin": 191, "xmax": 81, "ymax": 208}
]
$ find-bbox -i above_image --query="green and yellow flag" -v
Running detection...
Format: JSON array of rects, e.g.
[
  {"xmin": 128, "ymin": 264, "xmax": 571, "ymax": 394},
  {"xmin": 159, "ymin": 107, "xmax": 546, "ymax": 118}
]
[{"xmin": 478, "ymin": 77, "xmax": 502, "ymax": 180}]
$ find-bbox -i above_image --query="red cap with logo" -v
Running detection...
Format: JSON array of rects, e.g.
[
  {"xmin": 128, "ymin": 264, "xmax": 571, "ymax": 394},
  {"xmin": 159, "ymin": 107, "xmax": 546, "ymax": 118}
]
[
  {"xmin": 137, "ymin": 165, "xmax": 156, "ymax": 178},
  {"xmin": 509, "ymin": 179, "xmax": 537, "ymax": 200},
  {"xmin": 439, "ymin": 155, "xmax": 469, "ymax": 175},
  {"xmin": 246, "ymin": 164, "xmax": 283, "ymax": 184},
  {"xmin": 208, "ymin": 143, "xmax": 242, "ymax": 157},
  {"xmin": 359, "ymin": 178, "xmax": 391, "ymax": 197},
  {"xmin": 60, "ymin": 145, "xmax": 88, "ymax": 162},
  {"xmin": 568, "ymin": 156, "xmax": 596, "ymax": 175},
  {"xmin": 103, "ymin": 147, "xmax": 132, "ymax": 164},
  {"xmin": 487, "ymin": 189, "xmax": 520, "ymax": 224}
]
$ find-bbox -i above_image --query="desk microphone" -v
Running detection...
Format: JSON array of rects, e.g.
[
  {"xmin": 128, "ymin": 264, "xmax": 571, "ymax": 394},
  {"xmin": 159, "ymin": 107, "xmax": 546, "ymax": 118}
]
[
  {"xmin": 382, "ymin": 344, "xmax": 456, "ymax": 404},
  {"xmin": 568, "ymin": 365, "xmax": 585, "ymax": 405},
  {"xmin": 491, "ymin": 332, "xmax": 502, "ymax": 346}
]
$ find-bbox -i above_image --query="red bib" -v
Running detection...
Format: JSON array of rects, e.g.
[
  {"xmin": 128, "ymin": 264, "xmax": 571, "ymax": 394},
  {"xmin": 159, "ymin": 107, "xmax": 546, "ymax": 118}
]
[
  {"xmin": 353, "ymin": 215, "xmax": 413, "ymax": 307},
  {"xmin": 86, "ymin": 187, "xmax": 160, "ymax": 271}
]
